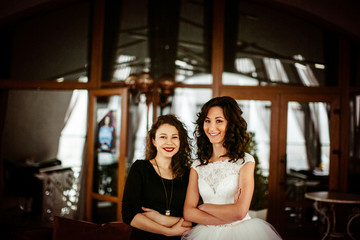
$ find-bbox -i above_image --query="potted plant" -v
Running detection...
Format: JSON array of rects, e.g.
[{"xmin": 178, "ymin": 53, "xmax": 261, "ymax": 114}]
[{"xmin": 246, "ymin": 132, "xmax": 268, "ymax": 220}]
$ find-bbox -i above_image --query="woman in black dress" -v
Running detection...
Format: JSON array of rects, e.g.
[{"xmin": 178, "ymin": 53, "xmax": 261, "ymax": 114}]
[{"xmin": 122, "ymin": 114, "xmax": 193, "ymax": 239}]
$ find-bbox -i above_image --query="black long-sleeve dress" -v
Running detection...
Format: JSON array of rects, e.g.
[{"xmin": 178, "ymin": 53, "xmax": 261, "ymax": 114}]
[{"xmin": 122, "ymin": 160, "xmax": 190, "ymax": 240}]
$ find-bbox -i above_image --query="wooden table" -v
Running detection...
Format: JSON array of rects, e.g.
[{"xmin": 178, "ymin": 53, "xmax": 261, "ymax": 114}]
[{"xmin": 305, "ymin": 191, "xmax": 360, "ymax": 240}]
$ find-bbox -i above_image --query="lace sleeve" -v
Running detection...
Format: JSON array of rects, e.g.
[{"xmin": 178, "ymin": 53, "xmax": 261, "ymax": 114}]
[
  {"xmin": 191, "ymin": 159, "xmax": 201, "ymax": 171},
  {"xmin": 243, "ymin": 153, "xmax": 255, "ymax": 164}
]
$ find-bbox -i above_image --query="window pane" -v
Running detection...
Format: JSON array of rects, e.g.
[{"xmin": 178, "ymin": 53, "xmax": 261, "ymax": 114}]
[
  {"xmin": 102, "ymin": 0, "xmax": 212, "ymax": 84},
  {"xmin": 93, "ymin": 96, "xmax": 122, "ymax": 196},
  {"xmin": 102, "ymin": 0, "xmax": 149, "ymax": 82},
  {"xmin": 284, "ymin": 101, "xmax": 330, "ymax": 236},
  {"xmin": 348, "ymin": 95, "xmax": 360, "ymax": 193},
  {"xmin": 175, "ymin": 0, "xmax": 212, "ymax": 84},
  {"xmin": 57, "ymin": 90, "xmax": 88, "ymax": 168},
  {"xmin": 286, "ymin": 102, "xmax": 330, "ymax": 174},
  {"xmin": 170, "ymin": 88, "xmax": 212, "ymax": 159},
  {"xmin": 223, "ymin": 0, "xmax": 335, "ymax": 86},
  {"xmin": 127, "ymin": 95, "xmax": 154, "ymax": 168},
  {"xmin": 236, "ymin": 100, "xmax": 270, "ymax": 213},
  {"xmin": 171, "ymin": 88, "xmax": 212, "ymax": 133},
  {"xmin": 0, "ymin": 1, "xmax": 91, "ymax": 81},
  {"xmin": 237, "ymin": 100, "xmax": 271, "ymax": 175}
]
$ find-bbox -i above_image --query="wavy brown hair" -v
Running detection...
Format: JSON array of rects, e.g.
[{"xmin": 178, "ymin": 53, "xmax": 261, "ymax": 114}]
[
  {"xmin": 195, "ymin": 96, "xmax": 249, "ymax": 165},
  {"xmin": 145, "ymin": 114, "xmax": 192, "ymax": 178}
]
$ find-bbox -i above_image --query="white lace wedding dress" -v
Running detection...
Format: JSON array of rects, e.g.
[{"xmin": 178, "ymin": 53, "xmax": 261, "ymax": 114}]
[{"xmin": 182, "ymin": 153, "xmax": 282, "ymax": 240}]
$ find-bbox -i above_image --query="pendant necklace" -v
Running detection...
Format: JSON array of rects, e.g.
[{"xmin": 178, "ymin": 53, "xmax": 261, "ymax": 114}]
[{"xmin": 154, "ymin": 158, "xmax": 173, "ymax": 216}]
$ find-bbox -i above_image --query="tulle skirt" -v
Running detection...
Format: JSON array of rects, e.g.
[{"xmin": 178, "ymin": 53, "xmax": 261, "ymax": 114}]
[{"xmin": 182, "ymin": 218, "xmax": 282, "ymax": 240}]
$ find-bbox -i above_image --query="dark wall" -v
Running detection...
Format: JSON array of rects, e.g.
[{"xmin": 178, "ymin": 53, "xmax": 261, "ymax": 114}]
[{"xmin": 1, "ymin": 90, "xmax": 72, "ymax": 164}]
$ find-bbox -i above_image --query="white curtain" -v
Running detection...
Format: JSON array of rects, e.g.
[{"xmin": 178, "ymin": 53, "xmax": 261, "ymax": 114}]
[{"xmin": 56, "ymin": 90, "xmax": 88, "ymax": 219}]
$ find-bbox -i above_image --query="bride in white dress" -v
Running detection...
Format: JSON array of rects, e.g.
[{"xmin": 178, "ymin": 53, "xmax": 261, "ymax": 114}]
[{"xmin": 182, "ymin": 96, "xmax": 282, "ymax": 240}]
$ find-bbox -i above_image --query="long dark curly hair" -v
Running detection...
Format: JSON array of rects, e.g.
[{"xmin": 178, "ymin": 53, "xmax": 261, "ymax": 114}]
[
  {"xmin": 195, "ymin": 96, "xmax": 249, "ymax": 165},
  {"xmin": 145, "ymin": 114, "xmax": 192, "ymax": 178}
]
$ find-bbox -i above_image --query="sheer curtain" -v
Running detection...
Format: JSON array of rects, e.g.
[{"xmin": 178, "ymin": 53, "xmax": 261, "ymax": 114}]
[
  {"xmin": 129, "ymin": 95, "xmax": 154, "ymax": 164},
  {"xmin": 247, "ymin": 100, "xmax": 271, "ymax": 171},
  {"xmin": 56, "ymin": 90, "xmax": 88, "ymax": 219},
  {"xmin": 263, "ymin": 57, "xmax": 289, "ymax": 84},
  {"xmin": 171, "ymin": 86, "xmax": 212, "ymax": 158},
  {"xmin": 295, "ymin": 58, "xmax": 330, "ymax": 172}
]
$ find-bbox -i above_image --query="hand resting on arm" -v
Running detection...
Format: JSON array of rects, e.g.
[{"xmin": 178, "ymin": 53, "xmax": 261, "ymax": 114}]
[
  {"xmin": 183, "ymin": 168, "xmax": 228, "ymax": 225},
  {"xmin": 141, "ymin": 207, "xmax": 192, "ymax": 227},
  {"xmin": 130, "ymin": 212, "xmax": 190, "ymax": 236},
  {"xmin": 184, "ymin": 162, "xmax": 255, "ymax": 224},
  {"xmin": 196, "ymin": 161, "xmax": 255, "ymax": 223}
]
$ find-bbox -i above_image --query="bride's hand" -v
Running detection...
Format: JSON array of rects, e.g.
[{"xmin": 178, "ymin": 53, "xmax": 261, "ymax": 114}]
[
  {"xmin": 167, "ymin": 218, "xmax": 192, "ymax": 236},
  {"xmin": 197, "ymin": 203, "xmax": 206, "ymax": 211},
  {"xmin": 197, "ymin": 203, "xmax": 211, "ymax": 212}
]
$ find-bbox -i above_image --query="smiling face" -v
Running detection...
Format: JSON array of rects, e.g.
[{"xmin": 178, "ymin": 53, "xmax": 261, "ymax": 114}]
[
  {"xmin": 203, "ymin": 106, "xmax": 228, "ymax": 145},
  {"xmin": 152, "ymin": 123, "xmax": 180, "ymax": 159}
]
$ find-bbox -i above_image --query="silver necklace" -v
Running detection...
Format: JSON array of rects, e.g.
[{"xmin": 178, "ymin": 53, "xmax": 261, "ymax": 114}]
[{"xmin": 154, "ymin": 158, "xmax": 173, "ymax": 216}]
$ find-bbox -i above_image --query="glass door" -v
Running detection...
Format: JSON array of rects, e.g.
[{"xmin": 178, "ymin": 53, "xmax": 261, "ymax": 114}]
[
  {"xmin": 236, "ymin": 99, "xmax": 272, "ymax": 218},
  {"xmin": 222, "ymin": 87, "xmax": 341, "ymax": 237},
  {"xmin": 85, "ymin": 88, "xmax": 129, "ymax": 223},
  {"xmin": 221, "ymin": 87, "xmax": 280, "ymax": 226},
  {"xmin": 277, "ymin": 94, "xmax": 340, "ymax": 238}
]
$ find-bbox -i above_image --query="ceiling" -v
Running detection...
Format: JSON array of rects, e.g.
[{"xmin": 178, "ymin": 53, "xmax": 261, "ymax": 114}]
[{"xmin": 1, "ymin": 0, "xmax": 360, "ymax": 42}]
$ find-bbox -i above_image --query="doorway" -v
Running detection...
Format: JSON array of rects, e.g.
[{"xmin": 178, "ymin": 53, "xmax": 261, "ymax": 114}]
[{"xmin": 222, "ymin": 87, "xmax": 341, "ymax": 237}]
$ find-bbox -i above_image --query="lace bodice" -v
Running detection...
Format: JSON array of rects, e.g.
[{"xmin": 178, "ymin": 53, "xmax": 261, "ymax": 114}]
[{"xmin": 192, "ymin": 153, "xmax": 255, "ymax": 205}]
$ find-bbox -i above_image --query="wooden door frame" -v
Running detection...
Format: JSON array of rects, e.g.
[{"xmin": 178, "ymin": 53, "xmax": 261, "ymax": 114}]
[
  {"xmin": 221, "ymin": 86, "xmax": 281, "ymax": 227},
  {"xmin": 85, "ymin": 87, "xmax": 129, "ymax": 221},
  {"xmin": 276, "ymin": 93, "xmax": 340, "ymax": 234},
  {"xmin": 221, "ymin": 86, "xmax": 342, "ymax": 232}
]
